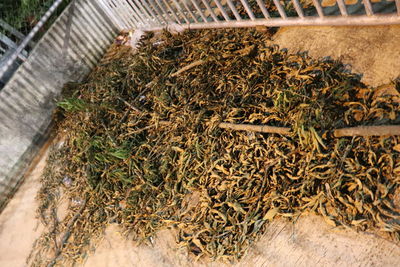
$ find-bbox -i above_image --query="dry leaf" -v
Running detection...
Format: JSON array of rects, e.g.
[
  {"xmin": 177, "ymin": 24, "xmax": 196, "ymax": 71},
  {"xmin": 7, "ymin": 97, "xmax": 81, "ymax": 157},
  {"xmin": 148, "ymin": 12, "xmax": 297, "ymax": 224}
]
[{"xmin": 393, "ymin": 144, "xmax": 400, "ymax": 153}]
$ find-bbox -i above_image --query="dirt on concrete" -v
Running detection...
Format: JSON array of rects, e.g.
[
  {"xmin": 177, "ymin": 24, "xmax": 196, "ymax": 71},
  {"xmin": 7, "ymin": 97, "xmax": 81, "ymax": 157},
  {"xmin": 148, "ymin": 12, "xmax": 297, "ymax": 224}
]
[
  {"xmin": 0, "ymin": 149, "xmax": 47, "ymax": 266},
  {"xmin": 1, "ymin": 25, "xmax": 400, "ymax": 267},
  {"xmin": 272, "ymin": 25, "xmax": 400, "ymax": 87},
  {"xmin": 83, "ymin": 214, "xmax": 400, "ymax": 267}
]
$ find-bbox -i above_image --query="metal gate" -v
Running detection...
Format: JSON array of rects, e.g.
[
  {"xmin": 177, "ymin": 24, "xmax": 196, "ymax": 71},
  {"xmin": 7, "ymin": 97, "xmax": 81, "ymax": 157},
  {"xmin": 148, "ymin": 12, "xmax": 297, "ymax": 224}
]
[{"xmin": 98, "ymin": 0, "xmax": 400, "ymax": 31}]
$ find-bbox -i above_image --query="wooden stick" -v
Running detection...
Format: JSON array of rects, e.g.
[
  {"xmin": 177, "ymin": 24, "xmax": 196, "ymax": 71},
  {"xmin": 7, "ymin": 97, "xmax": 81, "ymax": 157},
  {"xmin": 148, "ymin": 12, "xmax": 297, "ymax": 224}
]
[
  {"xmin": 170, "ymin": 59, "xmax": 206, "ymax": 77},
  {"xmin": 219, "ymin": 122, "xmax": 291, "ymax": 135},
  {"xmin": 333, "ymin": 125, "xmax": 400, "ymax": 137},
  {"xmin": 219, "ymin": 122, "xmax": 400, "ymax": 138}
]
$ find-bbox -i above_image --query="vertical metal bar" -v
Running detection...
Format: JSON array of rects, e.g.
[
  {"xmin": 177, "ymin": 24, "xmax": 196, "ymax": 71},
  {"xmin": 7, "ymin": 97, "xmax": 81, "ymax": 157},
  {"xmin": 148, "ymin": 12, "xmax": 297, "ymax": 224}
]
[
  {"xmin": 181, "ymin": 0, "xmax": 198, "ymax": 22},
  {"xmin": 255, "ymin": 0, "xmax": 271, "ymax": 19},
  {"xmin": 240, "ymin": 0, "xmax": 256, "ymax": 20},
  {"xmin": 171, "ymin": 0, "xmax": 191, "ymax": 24},
  {"xmin": 155, "ymin": 0, "xmax": 175, "ymax": 22},
  {"xmin": 312, "ymin": 0, "xmax": 324, "ymax": 18},
  {"xmin": 362, "ymin": 0, "xmax": 373, "ymax": 16},
  {"xmin": 292, "ymin": 0, "xmax": 305, "ymax": 18},
  {"xmin": 124, "ymin": 11, "xmax": 141, "ymax": 28},
  {"xmin": 201, "ymin": 0, "xmax": 220, "ymax": 22},
  {"xmin": 126, "ymin": 0, "xmax": 152, "ymax": 25},
  {"xmin": 336, "ymin": 0, "xmax": 348, "ymax": 16},
  {"xmin": 213, "ymin": 0, "xmax": 231, "ymax": 21},
  {"xmin": 129, "ymin": 0, "xmax": 157, "ymax": 26},
  {"xmin": 138, "ymin": 0, "xmax": 163, "ymax": 25},
  {"xmin": 396, "ymin": 0, "xmax": 400, "ymax": 16},
  {"xmin": 114, "ymin": 0, "xmax": 142, "ymax": 27},
  {"xmin": 162, "ymin": 0, "xmax": 184, "ymax": 23},
  {"xmin": 226, "ymin": 0, "xmax": 242, "ymax": 20},
  {"xmin": 97, "ymin": 0, "xmax": 126, "ymax": 29},
  {"xmin": 148, "ymin": 0, "xmax": 169, "ymax": 24},
  {"xmin": 126, "ymin": 4, "xmax": 146, "ymax": 27},
  {"xmin": 96, "ymin": 0, "xmax": 135, "ymax": 30},
  {"xmin": 109, "ymin": 0, "xmax": 137, "ymax": 28},
  {"xmin": 189, "ymin": 0, "xmax": 209, "ymax": 22},
  {"xmin": 272, "ymin": 0, "xmax": 287, "ymax": 19}
]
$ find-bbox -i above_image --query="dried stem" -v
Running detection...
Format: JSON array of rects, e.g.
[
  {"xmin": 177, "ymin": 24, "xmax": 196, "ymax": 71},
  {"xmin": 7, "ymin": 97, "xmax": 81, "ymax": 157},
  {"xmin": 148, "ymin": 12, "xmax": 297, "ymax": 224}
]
[
  {"xmin": 219, "ymin": 122, "xmax": 291, "ymax": 135},
  {"xmin": 117, "ymin": 96, "xmax": 141, "ymax": 114},
  {"xmin": 333, "ymin": 125, "xmax": 400, "ymax": 137},
  {"xmin": 170, "ymin": 60, "xmax": 206, "ymax": 77},
  {"xmin": 219, "ymin": 123, "xmax": 400, "ymax": 138},
  {"xmin": 47, "ymin": 198, "xmax": 87, "ymax": 267}
]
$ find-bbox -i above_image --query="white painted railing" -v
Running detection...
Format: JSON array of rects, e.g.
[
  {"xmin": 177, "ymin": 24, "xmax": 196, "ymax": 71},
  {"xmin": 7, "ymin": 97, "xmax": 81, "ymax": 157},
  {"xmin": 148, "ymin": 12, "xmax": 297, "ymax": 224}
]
[
  {"xmin": 98, "ymin": 0, "xmax": 400, "ymax": 31},
  {"xmin": 2, "ymin": 0, "xmax": 400, "ymax": 87}
]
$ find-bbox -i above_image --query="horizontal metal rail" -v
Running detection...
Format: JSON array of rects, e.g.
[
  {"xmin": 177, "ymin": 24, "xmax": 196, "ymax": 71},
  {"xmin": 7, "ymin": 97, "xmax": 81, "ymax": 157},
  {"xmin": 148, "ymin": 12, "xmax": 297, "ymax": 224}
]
[
  {"xmin": 0, "ymin": 19, "xmax": 26, "ymax": 41},
  {"xmin": 149, "ymin": 14, "xmax": 400, "ymax": 30},
  {"xmin": 100, "ymin": 0, "xmax": 400, "ymax": 31}
]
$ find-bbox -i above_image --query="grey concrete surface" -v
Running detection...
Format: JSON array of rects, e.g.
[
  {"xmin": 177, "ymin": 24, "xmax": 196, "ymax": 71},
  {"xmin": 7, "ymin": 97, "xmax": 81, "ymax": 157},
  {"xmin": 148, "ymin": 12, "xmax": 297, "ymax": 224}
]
[{"xmin": 0, "ymin": 0, "xmax": 119, "ymax": 209}]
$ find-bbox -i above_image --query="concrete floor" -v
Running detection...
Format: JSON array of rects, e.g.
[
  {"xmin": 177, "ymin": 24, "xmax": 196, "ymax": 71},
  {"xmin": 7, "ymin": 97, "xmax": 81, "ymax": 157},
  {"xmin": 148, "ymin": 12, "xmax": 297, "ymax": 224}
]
[{"xmin": 1, "ymin": 25, "xmax": 400, "ymax": 266}]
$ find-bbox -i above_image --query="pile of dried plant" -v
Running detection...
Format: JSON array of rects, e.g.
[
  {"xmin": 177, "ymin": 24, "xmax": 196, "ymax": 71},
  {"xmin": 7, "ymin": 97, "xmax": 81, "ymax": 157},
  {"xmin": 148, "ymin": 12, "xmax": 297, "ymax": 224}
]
[{"xmin": 29, "ymin": 28, "xmax": 400, "ymax": 265}]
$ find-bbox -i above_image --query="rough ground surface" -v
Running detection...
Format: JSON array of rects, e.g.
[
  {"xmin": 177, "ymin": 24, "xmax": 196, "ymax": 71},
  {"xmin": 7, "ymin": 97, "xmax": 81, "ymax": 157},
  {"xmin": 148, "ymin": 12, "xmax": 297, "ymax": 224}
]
[
  {"xmin": 273, "ymin": 25, "xmax": 400, "ymax": 87},
  {"xmin": 0, "ymin": 149, "xmax": 47, "ymax": 266},
  {"xmin": 1, "ymin": 25, "xmax": 400, "ymax": 266},
  {"xmin": 84, "ymin": 215, "xmax": 400, "ymax": 267}
]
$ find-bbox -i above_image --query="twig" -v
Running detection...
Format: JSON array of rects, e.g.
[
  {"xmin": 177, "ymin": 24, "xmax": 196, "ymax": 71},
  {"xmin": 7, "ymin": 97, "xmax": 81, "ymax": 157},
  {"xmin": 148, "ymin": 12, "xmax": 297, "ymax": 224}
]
[
  {"xmin": 333, "ymin": 125, "xmax": 400, "ymax": 137},
  {"xmin": 170, "ymin": 60, "xmax": 206, "ymax": 77},
  {"xmin": 219, "ymin": 122, "xmax": 400, "ymax": 138},
  {"xmin": 117, "ymin": 96, "xmax": 141, "ymax": 114},
  {"xmin": 47, "ymin": 198, "xmax": 87, "ymax": 267},
  {"xmin": 129, "ymin": 121, "xmax": 171, "ymax": 135},
  {"xmin": 219, "ymin": 122, "xmax": 291, "ymax": 135},
  {"xmin": 158, "ymin": 120, "xmax": 171, "ymax": 126}
]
